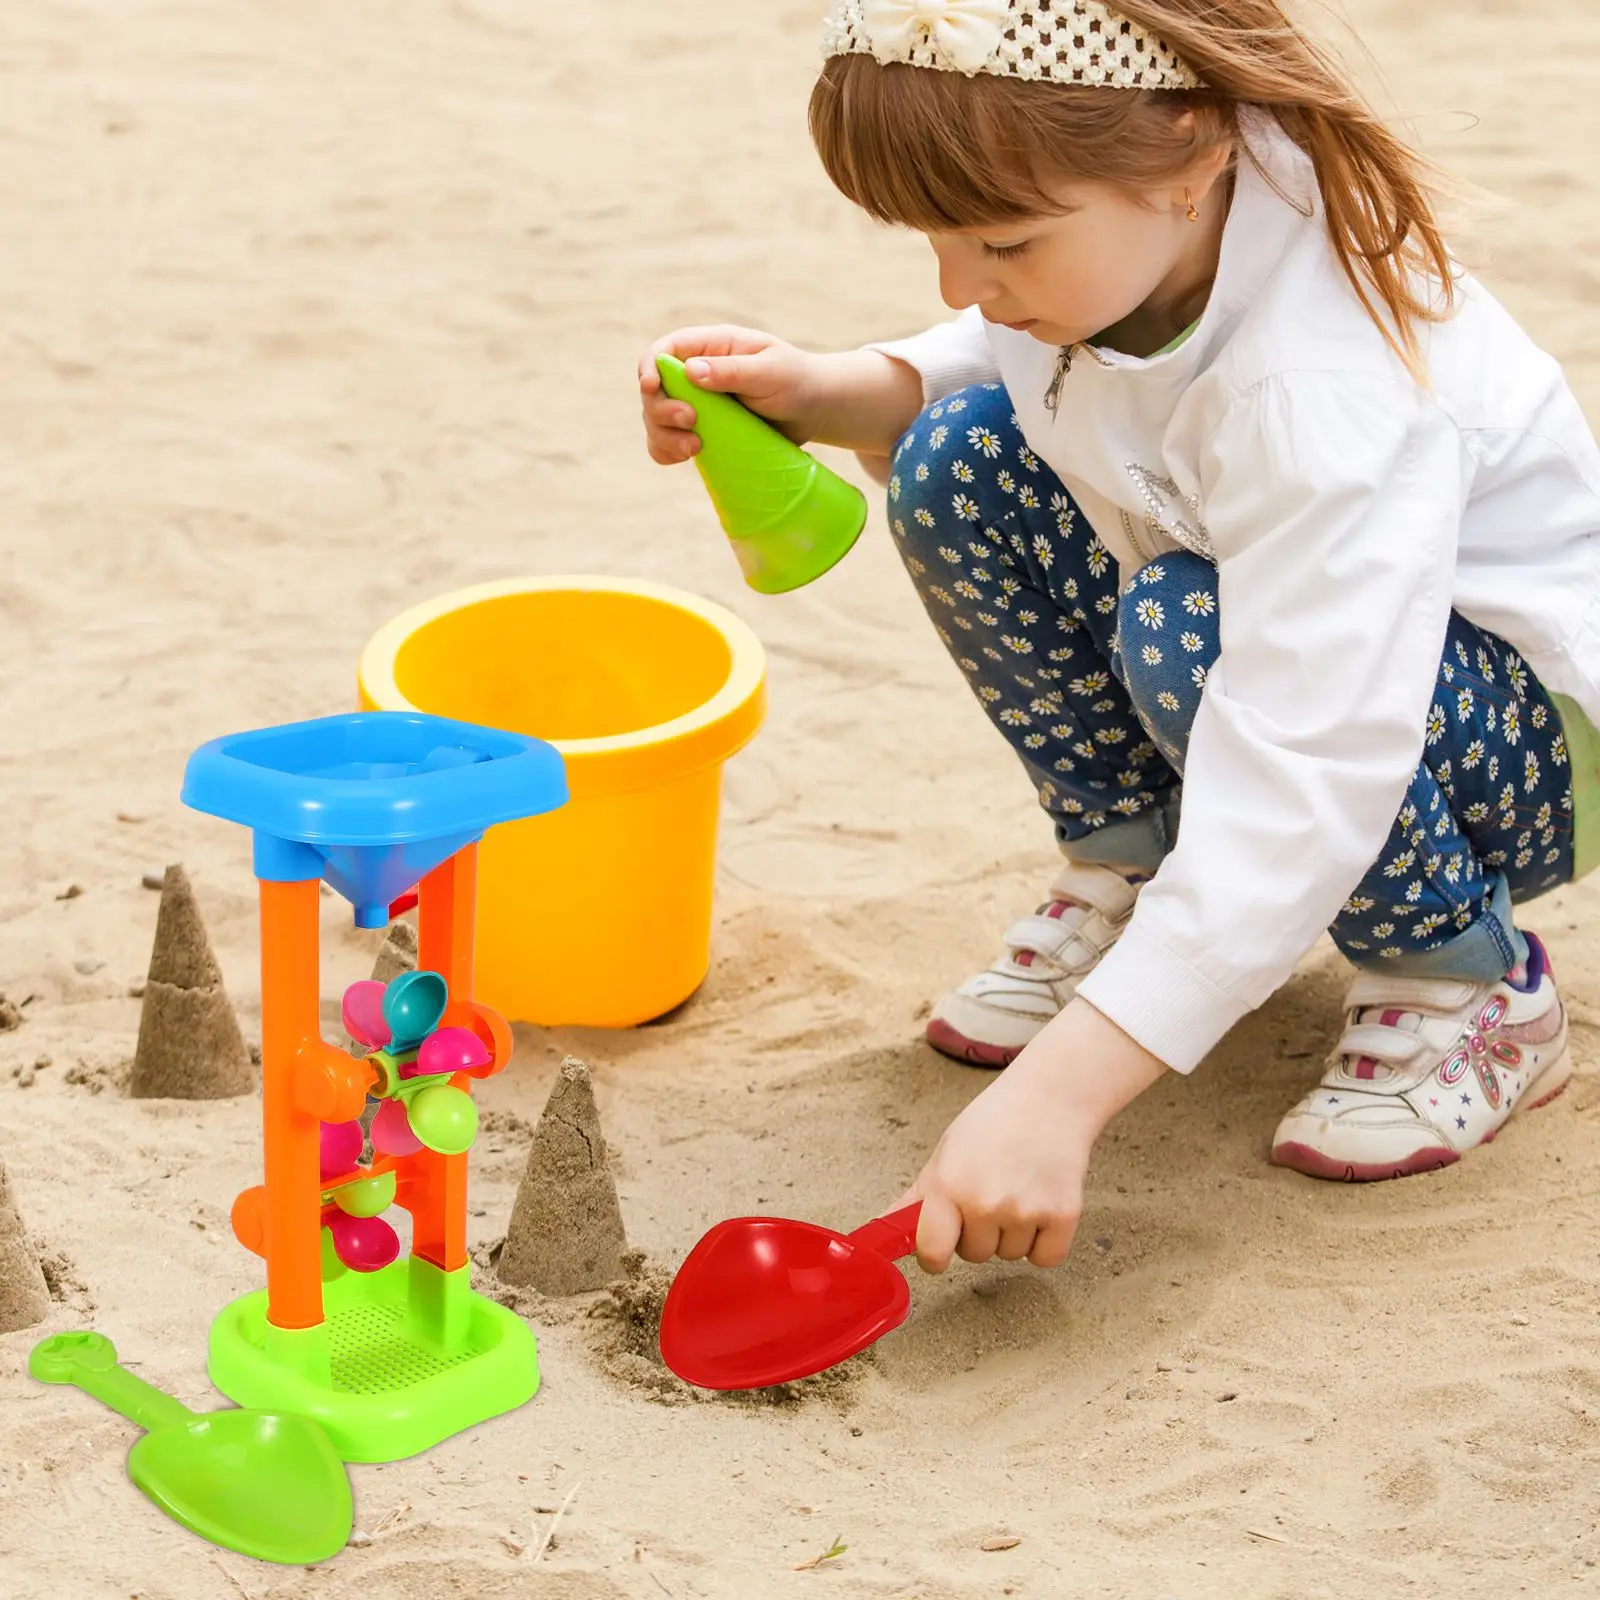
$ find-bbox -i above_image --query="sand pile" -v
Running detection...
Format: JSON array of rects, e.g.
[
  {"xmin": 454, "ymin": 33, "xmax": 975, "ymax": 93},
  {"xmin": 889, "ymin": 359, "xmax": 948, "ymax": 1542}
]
[
  {"xmin": 499, "ymin": 1058, "xmax": 627, "ymax": 1295},
  {"xmin": 371, "ymin": 919, "xmax": 417, "ymax": 985},
  {"xmin": 587, "ymin": 1248, "xmax": 865, "ymax": 1409},
  {"xmin": 587, "ymin": 1248, "xmax": 691, "ymax": 1404},
  {"xmin": 128, "ymin": 865, "xmax": 253, "ymax": 1100},
  {"xmin": 0, "ymin": 1158, "xmax": 50, "ymax": 1332}
]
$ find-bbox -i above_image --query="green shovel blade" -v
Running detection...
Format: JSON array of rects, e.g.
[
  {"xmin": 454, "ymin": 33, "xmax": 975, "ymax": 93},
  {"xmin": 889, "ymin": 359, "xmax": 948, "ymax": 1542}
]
[
  {"xmin": 656, "ymin": 353, "xmax": 867, "ymax": 593},
  {"xmin": 130, "ymin": 1410, "xmax": 352, "ymax": 1566},
  {"xmin": 30, "ymin": 1331, "xmax": 353, "ymax": 1566}
]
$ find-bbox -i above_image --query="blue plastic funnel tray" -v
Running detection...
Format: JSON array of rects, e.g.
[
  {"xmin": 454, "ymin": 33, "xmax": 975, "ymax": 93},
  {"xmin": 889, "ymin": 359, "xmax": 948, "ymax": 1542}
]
[{"xmin": 182, "ymin": 712, "xmax": 568, "ymax": 925}]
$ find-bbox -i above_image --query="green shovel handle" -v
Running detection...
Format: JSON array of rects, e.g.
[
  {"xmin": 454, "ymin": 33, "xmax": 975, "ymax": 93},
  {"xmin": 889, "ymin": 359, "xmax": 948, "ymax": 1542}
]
[{"xmin": 30, "ymin": 1332, "xmax": 192, "ymax": 1434}]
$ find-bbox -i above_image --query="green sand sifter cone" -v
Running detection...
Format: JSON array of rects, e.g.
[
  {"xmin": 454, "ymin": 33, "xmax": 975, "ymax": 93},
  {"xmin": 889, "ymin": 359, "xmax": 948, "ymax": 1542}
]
[{"xmin": 657, "ymin": 353, "xmax": 867, "ymax": 594}]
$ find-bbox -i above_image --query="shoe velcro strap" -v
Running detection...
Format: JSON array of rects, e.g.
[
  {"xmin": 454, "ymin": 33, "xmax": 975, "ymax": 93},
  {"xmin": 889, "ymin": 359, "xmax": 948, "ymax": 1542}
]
[
  {"xmin": 1048, "ymin": 860, "xmax": 1140, "ymax": 921},
  {"xmin": 1004, "ymin": 914, "xmax": 1101, "ymax": 971},
  {"xmin": 1336, "ymin": 1022, "xmax": 1427, "ymax": 1066},
  {"xmin": 1343, "ymin": 971, "xmax": 1480, "ymax": 1016}
]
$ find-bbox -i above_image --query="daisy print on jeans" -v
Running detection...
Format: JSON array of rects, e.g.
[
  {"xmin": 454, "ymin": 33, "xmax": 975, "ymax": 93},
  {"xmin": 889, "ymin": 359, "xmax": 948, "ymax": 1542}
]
[{"xmin": 887, "ymin": 381, "xmax": 1575, "ymax": 972}]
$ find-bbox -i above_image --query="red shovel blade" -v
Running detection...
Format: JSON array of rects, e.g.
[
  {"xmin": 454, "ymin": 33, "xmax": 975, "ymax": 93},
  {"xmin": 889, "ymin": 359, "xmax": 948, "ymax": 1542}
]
[{"xmin": 659, "ymin": 1203, "xmax": 921, "ymax": 1390}]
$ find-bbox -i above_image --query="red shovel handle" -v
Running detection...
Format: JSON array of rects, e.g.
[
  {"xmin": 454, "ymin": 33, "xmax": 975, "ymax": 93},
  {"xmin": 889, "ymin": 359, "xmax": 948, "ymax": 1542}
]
[{"xmin": 845, "ymin": 1202, "xmax": 922, "ymax": 1260}]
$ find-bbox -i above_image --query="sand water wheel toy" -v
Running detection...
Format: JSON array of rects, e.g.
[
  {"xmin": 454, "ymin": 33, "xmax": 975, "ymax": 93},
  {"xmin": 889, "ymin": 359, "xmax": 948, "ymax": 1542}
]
[{"xmin": 183, "ymin": 710, "xmax": 567, "ymax": 1461}]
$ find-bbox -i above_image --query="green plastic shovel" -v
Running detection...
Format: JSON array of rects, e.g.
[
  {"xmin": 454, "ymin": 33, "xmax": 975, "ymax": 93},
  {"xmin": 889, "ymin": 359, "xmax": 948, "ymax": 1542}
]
[
  {"xmin": 29, "ymin": 1331, "xmax": 353, "ymax": 1565},
  {"xmin": 656, "ymin": 352, "xmax": 867, "ymax": 594}
]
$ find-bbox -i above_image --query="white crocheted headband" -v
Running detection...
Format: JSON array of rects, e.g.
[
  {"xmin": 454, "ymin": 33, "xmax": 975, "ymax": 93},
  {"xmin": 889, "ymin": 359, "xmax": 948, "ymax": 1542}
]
[{"xmin": 822, "ymin": 0, "xmax": 1203, "ymax": 91}]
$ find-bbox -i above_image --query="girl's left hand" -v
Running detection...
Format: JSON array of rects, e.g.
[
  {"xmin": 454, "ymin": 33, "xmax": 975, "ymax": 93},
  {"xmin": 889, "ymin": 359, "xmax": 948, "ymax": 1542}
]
[{"xmin": 898, "ymin": 1000, "xmax": 1168, "ymax": 1272}]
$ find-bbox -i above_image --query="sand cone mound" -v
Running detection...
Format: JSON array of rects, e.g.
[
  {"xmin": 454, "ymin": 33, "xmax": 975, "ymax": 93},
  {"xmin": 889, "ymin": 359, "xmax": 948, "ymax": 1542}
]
[
  {"xmin": 499, "ymin": 1057, "xmax": 627, "ymax": 1295},
  {"xmin": 129, "ymin": 864, "xmax": 253, "ymax": 1099},
  {"xmin": 371, "ymin": 919, "xmax": 418, "ymax": 986},
  {"xmin": 0, "ymin": 1158, "xmax": 50, "ymax": 1332}
]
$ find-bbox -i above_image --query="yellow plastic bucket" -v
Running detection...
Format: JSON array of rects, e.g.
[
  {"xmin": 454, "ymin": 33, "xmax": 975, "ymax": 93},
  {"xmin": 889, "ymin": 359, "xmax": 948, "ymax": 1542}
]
[{"xmin": 358, "ymin": 576, "xmax": 766, "ymax": 1027}]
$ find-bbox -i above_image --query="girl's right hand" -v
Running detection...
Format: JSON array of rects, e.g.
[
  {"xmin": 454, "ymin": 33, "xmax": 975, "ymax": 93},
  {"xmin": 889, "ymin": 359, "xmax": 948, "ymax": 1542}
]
[{"xmin": 639, "ymin": 326, "xmax": 819, "ymax": 465}]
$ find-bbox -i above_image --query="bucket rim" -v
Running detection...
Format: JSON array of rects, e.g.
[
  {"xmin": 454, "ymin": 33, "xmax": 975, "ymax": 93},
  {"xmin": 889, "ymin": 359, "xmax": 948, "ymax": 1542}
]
[{"xmin": 357, "ymin": 575, "xmax": 767, "ymax": 787}]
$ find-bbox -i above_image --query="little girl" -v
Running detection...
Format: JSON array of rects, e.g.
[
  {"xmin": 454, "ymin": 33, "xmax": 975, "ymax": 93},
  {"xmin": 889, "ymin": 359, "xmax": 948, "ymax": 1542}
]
[{"xmin": 639, "ymin": 0, "xmax": 1600, "ymax": 1273}]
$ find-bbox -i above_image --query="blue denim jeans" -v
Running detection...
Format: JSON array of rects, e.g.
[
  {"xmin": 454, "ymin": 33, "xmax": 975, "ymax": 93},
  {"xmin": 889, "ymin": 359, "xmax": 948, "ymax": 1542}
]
[{"xmin": 888, "ymin": 383, "xmax": 1575, "ymax": 980}]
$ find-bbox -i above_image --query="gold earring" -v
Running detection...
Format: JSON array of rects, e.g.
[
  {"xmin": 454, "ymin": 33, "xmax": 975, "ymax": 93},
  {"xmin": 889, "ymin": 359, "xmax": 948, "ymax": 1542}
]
[{"xmin": 1184, "ymin": 188, "xmax": 1201, "ymax": 223}]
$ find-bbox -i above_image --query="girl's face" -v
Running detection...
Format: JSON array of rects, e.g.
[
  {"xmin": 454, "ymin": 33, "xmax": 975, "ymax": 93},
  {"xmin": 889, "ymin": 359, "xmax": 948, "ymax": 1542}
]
[{"xmin": 926, "ymin": 161, "xmax": 1230, "ymax": 352}]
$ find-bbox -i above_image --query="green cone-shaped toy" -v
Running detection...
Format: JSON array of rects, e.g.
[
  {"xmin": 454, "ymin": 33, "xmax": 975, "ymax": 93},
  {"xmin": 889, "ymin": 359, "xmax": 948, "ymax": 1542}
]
[{"xmin": 657, "ymin": 353, "xmax": 867, "ymax": 594}]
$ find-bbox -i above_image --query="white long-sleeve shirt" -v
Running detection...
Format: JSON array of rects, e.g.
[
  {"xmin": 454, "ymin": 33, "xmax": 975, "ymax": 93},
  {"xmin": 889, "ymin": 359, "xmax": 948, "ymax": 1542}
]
[{"xmin": 869, "ymin": 111, "xmax": 1600, "ymax": 1073}]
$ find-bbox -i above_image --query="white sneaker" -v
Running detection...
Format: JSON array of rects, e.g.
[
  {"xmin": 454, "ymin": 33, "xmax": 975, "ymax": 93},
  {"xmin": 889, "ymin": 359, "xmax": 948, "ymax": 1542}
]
[
  {"xmin": 1271, "ymin": 934, "xmax": 1570, "ymax": 1182},
  {"xmin": 926, "ymin": 861, "xmax": 1141, "ymax": 1068}
]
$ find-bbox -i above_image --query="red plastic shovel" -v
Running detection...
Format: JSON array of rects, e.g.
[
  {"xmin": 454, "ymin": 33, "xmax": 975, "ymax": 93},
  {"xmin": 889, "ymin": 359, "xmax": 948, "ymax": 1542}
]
[{"xmin": 659, "ymin": 1202, "xmax": 923, "ymax": 1390}]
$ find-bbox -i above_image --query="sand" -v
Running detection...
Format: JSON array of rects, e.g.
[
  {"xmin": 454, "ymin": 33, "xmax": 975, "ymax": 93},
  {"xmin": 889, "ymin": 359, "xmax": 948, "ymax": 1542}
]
[
  {"xmin": 128, "ymin": 863, "xmax": 253, "ymax": 1099},
  {"xmin": 4, "ymin": 1, "xmax": 1600, "ymax": 1596},
  {"xmin": 0, "ymin": 1159, "xmax": 50, "ymax": 1334},
  {"xmin": 370, "ymin": 919, "xmax": 418, "ymax": 987},
  {"xmin": 499, "ymin": 1058, "xmax": 629, "ymax": 1296}
]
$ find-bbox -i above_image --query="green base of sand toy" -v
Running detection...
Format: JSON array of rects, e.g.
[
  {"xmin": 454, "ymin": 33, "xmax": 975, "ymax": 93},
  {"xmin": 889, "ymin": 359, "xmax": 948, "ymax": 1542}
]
[{"xmin": 208, "ymin": 1255, "xmax": 538, "ymax": 1464}]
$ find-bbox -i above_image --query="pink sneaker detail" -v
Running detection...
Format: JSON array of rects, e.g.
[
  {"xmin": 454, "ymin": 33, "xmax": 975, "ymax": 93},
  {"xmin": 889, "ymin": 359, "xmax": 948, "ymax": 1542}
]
[
  {"xmin": 1352, "ymin": 1008, "xmax": 1413, "ymax": 1080},
  {"xmin": 1270, "ymin": 1143, "xmax": 1462, "ymax": 1183},
  {"xmin": 925, "ymin": 861, "xmax": 1142, "ymax": 1069},
  {"xmin": 1013, "ymin": 900, "xmax": 1069, "ymax": 970},
  {"xmin": 1271, "ymin": 938, "xmax": 1569, "ymax": 1183},
  {"xmin": 924, "ymin": 1018, "xmax": 1021, "ymax": 1069}
]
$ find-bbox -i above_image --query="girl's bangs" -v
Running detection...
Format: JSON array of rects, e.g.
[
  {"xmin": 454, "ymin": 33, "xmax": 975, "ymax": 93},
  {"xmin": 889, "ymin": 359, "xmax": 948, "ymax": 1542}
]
[{"xmin": 810, "ymin": 57, "xmax": 1066, "ymax": 231}]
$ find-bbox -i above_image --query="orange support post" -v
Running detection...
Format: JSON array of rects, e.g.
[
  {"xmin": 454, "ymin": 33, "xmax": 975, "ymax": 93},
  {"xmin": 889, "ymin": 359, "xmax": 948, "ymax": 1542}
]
[
  {"xmin": 258, "ymin": 877, "xmax": 376, "ymax": 1330},
  {"xmin": 419, "ymin": 842, "xmax": 477, "ymax": 1013},
  {"xmin": 258, "ymin": 878, "xmax": 328, "ymax": 1331},
  {"xmin": 409, "ymin": 844, "xmax": 478, "ymax": 1273}
]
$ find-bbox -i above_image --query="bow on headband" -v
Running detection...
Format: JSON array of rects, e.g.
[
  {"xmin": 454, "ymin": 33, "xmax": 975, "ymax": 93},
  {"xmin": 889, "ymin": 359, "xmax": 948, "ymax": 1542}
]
[{"xmin": 860, "ymin": 0, "xmax": 1010, "ymax": 74}]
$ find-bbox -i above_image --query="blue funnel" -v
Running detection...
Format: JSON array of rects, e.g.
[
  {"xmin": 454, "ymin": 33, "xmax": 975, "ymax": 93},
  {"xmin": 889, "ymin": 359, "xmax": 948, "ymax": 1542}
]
[{"xmin": 182, "ymin": 713, "xmax": 567, "ymax": 926}]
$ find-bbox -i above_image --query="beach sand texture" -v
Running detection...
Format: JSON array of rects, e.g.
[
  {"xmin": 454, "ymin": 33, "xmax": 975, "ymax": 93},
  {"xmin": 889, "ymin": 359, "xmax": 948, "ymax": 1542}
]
[{"xmin": 4, "ymin": 2, "xmax": 1600, "ymax": 1595}]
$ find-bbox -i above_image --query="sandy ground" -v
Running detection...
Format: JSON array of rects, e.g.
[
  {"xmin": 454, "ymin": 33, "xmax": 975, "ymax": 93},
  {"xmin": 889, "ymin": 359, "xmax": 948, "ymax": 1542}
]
[{"xmin": 5, "ymin": 2, "xmax": 1600, "ymax": 1596}]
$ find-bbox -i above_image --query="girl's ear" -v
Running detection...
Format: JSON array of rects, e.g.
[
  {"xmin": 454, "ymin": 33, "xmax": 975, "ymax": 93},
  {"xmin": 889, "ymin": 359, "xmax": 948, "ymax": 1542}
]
[{"xmin": 1184, "ymin": 138, "xmax": 1236, "ymax": 207}]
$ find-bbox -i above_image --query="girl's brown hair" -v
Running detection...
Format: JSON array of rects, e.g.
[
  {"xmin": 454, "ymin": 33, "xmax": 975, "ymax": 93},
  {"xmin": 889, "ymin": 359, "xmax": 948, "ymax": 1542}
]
[{"xmin": 809, "ymin": 1, "xmax": 1456, "ymax": 378}]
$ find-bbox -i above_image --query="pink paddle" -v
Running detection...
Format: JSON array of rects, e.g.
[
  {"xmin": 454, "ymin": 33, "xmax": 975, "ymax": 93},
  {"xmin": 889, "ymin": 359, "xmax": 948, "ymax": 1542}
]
[
  {"xmin": 340, "ymin": 980, "xmax": 390, "ymax": 1051},
  {"xmin": 326, "ymin": 1211, "xmax": 399, "ymax": 1273},
  {"xmin": 318, "ymin": 1120, "xmax": 364, "ymax": 1182},
  {"xmin": 659, "ymin": 1203, "xmax": 922, "ymax": 1390},
  {"xmin": 402, "ymin": 1026, "xmax": 491, "ymax": 1080},
  {"xmin": 370, "ymin": 1098, "xmax": 423, "ymax": 1157}
]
